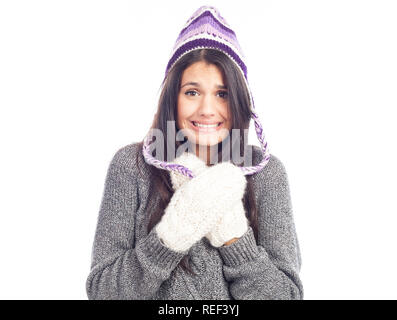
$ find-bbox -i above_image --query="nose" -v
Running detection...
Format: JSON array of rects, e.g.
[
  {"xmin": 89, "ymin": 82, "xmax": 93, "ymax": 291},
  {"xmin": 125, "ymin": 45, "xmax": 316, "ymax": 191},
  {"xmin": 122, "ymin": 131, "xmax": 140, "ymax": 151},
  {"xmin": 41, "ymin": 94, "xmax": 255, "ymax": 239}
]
[{"xmin": 198, "ymin": 94, "xmax": 216, "ymax": 117}]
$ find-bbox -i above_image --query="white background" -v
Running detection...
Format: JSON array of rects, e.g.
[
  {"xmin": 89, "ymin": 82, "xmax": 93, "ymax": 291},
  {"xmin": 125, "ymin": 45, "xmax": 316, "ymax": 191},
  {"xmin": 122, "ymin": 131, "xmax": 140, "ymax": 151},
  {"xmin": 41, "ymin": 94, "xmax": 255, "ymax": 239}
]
[{"xmin": 0, "ymin": 0, "xmax": 396, "ymax": 300}]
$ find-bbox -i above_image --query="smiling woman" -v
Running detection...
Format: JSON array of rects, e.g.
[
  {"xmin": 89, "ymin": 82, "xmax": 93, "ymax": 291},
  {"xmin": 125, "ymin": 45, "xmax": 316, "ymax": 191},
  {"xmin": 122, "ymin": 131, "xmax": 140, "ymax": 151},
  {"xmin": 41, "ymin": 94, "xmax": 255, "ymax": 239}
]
[
  {"xmin": 156, "ymin": 46, "xmax": 255, "ymax": 168},
  {"xmin": 86, "ymin": 5, "xmax": 303, "ymax": 300},
  {"xmin": 177, "ymin": 60, "xmax": 232, "ymax": 163}
]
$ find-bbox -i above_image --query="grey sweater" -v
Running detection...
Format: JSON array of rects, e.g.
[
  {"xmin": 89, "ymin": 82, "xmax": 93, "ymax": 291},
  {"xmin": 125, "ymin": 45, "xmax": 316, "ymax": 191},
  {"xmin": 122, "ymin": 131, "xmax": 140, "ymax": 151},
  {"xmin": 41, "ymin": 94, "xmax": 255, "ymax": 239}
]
[{"xmin": 85, "ymin": 142, "xmax": 303, "ymax": 300}]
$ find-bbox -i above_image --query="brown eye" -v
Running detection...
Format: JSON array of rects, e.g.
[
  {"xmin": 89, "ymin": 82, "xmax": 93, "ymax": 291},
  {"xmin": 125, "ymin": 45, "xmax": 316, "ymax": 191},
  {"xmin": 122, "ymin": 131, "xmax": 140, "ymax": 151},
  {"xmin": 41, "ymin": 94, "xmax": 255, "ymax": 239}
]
[
  {"xmin": 185, "ymin": 90, "xmax": 198, "ymax": 96},
  {"xmin": 218, "ymin": 91, "xmax": 228, "ymax": 99}
]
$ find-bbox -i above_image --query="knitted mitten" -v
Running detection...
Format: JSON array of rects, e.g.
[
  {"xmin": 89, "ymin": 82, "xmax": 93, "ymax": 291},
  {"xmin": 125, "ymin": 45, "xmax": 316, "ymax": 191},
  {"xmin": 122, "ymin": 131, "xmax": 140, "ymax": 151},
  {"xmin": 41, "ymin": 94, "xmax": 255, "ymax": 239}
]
[
  {"xmin": 169, "ymin": 152, "xmax": 208, "ymax": 191},
  {"xmin": 166, "ymin": 151, "xmax": 249, "ymax": 248},
  {"xmin": 205, "ymin": 200, "xmax": 249, "ymax": 247},
  {"xmin": 155, "ymin": 154, "xmax": 246, "ymax": 252}
]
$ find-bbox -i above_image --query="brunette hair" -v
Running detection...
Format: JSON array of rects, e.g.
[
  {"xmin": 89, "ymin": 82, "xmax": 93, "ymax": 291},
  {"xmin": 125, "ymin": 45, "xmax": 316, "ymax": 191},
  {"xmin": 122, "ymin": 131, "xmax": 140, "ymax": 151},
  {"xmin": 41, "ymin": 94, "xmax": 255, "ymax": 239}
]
[{"xmin": 135, "ymin": 48, "xmax": 258, "ymax": 275}]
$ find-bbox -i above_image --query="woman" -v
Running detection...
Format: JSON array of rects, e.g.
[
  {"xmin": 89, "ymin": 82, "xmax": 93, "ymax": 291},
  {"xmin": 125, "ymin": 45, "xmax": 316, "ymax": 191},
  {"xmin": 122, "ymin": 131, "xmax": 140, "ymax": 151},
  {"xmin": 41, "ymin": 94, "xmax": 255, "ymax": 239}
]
[{"xmin": 86, "ymin": 5, "xmax": 303, "ymax": 300}]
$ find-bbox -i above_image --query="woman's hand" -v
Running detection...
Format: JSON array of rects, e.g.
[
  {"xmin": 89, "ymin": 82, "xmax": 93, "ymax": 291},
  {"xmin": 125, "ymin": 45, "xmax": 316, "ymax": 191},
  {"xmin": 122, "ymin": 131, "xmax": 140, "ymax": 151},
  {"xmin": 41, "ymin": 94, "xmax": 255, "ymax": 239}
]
[
  {"xmin": 164, "ymin": 152, "xmax": 248, "ymax": 249},
  {"xmin": 205, "ymin": 199, "xmax": 249, "ymax": 247},
  {"xmin": 155, "ymin": 152, "xmax": 247, "ymax": 252},
  {"xmin": 168, "ymin": 151, "xmax": 208, "ymax": 191},
  {"xmin": 223, "ymin": 238, "xmax": 239, "ymax": 246}
]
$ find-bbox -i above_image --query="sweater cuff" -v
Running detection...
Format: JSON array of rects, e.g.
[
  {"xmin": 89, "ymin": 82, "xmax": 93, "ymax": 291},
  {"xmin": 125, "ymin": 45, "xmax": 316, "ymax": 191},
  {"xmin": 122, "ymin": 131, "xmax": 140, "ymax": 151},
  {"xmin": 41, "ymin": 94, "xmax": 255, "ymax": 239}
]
[
  {"xmin": 136, "ymin": 229, "xmax": 187, "ymax": 271},
  {"xmin": 218, "ymin": 227, "xmax": 259, "ymax": 267}
]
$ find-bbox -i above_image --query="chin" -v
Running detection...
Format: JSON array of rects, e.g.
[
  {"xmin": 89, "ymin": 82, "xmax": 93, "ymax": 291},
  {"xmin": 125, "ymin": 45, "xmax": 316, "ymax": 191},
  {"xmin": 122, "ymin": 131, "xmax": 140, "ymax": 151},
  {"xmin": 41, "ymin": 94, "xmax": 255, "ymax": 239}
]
[
  {"xmin": 197, "ymin": 139, "xmax": 221, "ymax": 147},
  {"xmin": 183, "ymin": 128, "xmax": 228, "ymax": 145}
]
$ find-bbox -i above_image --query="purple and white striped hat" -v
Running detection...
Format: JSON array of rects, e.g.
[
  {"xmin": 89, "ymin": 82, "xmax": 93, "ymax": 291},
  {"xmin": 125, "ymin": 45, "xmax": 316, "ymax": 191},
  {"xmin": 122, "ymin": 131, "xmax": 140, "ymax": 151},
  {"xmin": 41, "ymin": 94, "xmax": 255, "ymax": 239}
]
[{"xmin": 143, "ymin": 5, "xmax": 270, "ymax": 178}]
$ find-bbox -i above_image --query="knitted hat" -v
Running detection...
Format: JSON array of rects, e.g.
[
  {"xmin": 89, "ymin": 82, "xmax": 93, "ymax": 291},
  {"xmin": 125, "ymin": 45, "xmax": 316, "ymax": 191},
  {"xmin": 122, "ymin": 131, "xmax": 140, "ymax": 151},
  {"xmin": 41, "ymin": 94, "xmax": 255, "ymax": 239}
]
[{"xmin": 143, "ymin": 5, "xmax": 270, "ymax": 177}]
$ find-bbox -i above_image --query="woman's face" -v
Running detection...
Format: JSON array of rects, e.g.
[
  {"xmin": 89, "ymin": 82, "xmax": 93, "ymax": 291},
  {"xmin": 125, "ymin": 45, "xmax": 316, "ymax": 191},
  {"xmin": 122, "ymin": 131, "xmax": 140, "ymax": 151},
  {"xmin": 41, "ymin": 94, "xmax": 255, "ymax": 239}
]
[{"xmin": 177, "ymin": 61, "xmax": 231, "ymax": 148}]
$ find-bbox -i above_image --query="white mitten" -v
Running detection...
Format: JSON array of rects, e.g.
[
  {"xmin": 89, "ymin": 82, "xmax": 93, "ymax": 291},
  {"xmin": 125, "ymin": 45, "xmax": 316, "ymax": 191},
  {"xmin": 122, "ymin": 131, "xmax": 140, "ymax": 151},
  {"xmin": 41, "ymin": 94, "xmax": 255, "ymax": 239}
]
[
  {"xmin": 205, "ymin": 200, "xmax": 249, "ymax": 247},
  {"xmin": 155, "ymin": 154, "xmax": 247, "ymax": 252},
  {"xmin": 169, "ymin": 151, "xmax": 208, "ymax": 191}
]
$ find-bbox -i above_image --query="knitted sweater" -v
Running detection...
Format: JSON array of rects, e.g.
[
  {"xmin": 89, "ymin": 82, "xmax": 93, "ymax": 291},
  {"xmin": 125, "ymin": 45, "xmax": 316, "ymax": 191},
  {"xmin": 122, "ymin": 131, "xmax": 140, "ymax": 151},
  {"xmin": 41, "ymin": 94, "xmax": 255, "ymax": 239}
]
[{"xmin": 85, "ymin": 142, "xmax": 304, "ymax": 300}]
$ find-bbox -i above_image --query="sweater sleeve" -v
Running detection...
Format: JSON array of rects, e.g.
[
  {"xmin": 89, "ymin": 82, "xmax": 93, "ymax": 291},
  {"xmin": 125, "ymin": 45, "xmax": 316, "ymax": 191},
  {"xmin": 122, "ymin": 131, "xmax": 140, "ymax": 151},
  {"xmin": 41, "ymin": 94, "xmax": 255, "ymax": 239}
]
[
  {"xmin": 85, "ymin": 146, "xmax": 186, "ymax": 300},
  {"xmin": 217, "ymin": 155, "xmax": 304, "ymax": 300}
]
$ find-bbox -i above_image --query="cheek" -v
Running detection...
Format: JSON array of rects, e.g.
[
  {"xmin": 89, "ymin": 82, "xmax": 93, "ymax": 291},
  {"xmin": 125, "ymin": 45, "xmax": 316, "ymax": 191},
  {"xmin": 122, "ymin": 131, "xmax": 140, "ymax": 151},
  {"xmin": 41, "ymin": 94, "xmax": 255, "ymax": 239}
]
[
  {"xmin": 176, "ymin": 96, "xmax": 189, "ymax": 128},
  {"xmin": 223, "ymin": 108, "xmax": 232, "ymax": 128}
]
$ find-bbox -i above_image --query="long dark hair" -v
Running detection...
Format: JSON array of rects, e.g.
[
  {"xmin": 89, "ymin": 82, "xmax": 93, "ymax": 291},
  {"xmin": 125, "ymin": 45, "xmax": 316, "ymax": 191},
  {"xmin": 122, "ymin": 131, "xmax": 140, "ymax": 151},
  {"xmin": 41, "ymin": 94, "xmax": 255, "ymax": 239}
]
[{"xmin": 135, "ymin": 48, "xmax": 258, "ymax": 275}]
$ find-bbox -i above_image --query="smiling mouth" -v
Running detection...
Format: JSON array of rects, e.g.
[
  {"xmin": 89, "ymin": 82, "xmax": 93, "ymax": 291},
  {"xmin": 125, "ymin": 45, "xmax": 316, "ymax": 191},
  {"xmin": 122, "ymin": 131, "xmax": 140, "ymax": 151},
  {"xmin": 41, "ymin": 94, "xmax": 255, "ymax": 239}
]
[{"xmin": 191, "ymin": 121, "xmax": 222, "ymax": 128}]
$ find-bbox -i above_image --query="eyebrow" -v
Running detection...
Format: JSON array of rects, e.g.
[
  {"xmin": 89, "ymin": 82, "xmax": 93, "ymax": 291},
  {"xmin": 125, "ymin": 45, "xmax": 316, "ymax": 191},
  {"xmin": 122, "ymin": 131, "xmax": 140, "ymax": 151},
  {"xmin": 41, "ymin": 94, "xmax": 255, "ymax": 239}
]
[{"xmin": 180, "ymin": 82, "xmax": 227, "ymax": 89}]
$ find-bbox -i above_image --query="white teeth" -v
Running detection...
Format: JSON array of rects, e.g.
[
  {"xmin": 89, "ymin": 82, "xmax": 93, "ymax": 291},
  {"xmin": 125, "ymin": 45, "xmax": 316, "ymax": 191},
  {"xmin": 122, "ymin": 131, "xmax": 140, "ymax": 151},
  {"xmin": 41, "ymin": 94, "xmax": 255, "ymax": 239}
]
[{"xmin": 193, "ymin": 122, "xmax": 220, "ymax": 128}]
